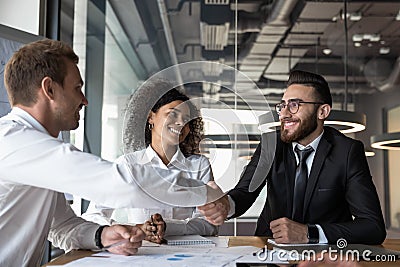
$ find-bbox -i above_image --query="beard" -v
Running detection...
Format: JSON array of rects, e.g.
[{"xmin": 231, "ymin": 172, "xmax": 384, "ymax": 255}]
[{"xmin": 280, "ymin": 110, "xmax": 318, "ymax": 143}]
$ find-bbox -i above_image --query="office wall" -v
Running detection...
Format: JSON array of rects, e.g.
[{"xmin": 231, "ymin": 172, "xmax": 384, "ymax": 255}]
[
  {"xmin": 355, "ymin": 88, "xmax": 400, "ymax": 237},
  {"xmin": 0, "ymin": 1, "xmax": 40, "ymax": 35},
  {"xmin": 0, "ymin": 37, "xmax": 22, "ymax": 116}
]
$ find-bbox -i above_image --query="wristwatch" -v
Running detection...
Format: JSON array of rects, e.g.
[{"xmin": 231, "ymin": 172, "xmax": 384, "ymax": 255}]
[
  {"xmin": 307, "ymin": 224, "xmax": 319, "ymax": 244},
  {"xmin": 95, "ymin": 225, "xmax": 108, "ymax": 249}
]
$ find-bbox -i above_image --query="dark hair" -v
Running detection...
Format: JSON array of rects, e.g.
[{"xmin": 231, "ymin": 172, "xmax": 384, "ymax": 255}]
[
  {"xmin": 144, "ymin": 87, "xmax": 204, "ymax": 156},
  {"xmin": 4, "ymin": 39, "xmax": 78, "ymax": 106},
  {"xmin": 287, "ymin": 70, "xmax": 332, "ymax": 107}
]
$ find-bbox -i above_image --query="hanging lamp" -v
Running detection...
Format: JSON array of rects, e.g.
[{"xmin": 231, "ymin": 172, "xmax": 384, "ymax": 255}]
[{"xmin": 371, "ymin": 132, "xmax": 400, "ymax": 150}]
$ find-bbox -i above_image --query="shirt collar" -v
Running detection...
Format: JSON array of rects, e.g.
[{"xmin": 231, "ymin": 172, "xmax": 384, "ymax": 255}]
[
  {"xmin": 141, "ymin": 145, "xmax": 187, "ymax": 168},
  {"xmin": 8, "ymin": 107, "xmax": 50, "ymax": 135},
  {"xmin": 291, "ymin": 130, "xmax": 324, "ymax": 152}
]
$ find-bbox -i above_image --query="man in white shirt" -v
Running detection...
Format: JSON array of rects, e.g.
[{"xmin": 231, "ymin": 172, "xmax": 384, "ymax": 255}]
[{"xmin": 0, "ymin": 39, "xmax": 223, "ymax": 266}]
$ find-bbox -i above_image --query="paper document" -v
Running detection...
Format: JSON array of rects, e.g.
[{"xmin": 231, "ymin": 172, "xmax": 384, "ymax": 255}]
[
  {"xmin": 62, "ymin": 246, "xmax": 257, "ymax": 267},
  {"xmin": 206, "ymin": 236, "xmax": 229, "ymax": 247}
]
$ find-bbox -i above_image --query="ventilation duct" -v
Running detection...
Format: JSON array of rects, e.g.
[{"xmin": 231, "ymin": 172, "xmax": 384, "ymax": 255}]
[
  {"xmin": 200, "ymin": 0, "xmax": 231, "ymax": 58},
  {"xmin": 364, "ymin": 57, "xmax": 400, "ymax": 92}
]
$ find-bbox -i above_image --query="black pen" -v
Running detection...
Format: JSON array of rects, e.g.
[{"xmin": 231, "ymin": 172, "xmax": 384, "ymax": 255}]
[{"xmin": 150, "ymin": 215, "xmax": 158, "ymax": 236}]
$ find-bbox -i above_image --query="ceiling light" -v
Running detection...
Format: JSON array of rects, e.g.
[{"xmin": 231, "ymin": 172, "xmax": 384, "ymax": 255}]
[
  {"xmin": 371, "ymin": 132, "xmax": 400, "ymax": 150},
  {"xmin": 369, "ymin": 34, "xmax": 381, "ymax": 42},
  {"xmin": 323, "ymin": 110, "xmax": 366, "ymax": 133},
  {"xmin": 363, "ymin": 34, "xmax": 372, "ymax": 40},
  {"xmin": 323, "ymin": 48, "xmax": 332, "ymax": 55},
  {"xmin": 379, "ymin": 47, "xmax": 390, "ymax": 55},
  {"xmin": 352, "ymin": 34, "xmax": 363, "ymax": 42},
  {"xmin": 349, "ymin": 12, "xmax": 362, "ymax": 21},
  {"xmin": 258, "ymin": 110, "xmax": 366, "ymax": 134},
  {"xmin": 365, "ymin": 150, "xmax": 375, "ymax": 157},
  {"xmin": 352, "ymin": 33, "xmax": 380, "ymax": 42},
  {"xmin": 340, "ymin": 12, "xmax": 362, "ymax": 21},
  {"xmin": 258, "ymin": 111, "xmax": 279, "ymax": 133},
  {"xmin": 354, "ymin": 42, "xmax": 361, "ymax": 47},
  {"xmin": 205, "ymin": 0, "xmax": 229, "ymax": 4},
  {"xmin": 396, "ymin": 10, "xmax": 400, "ymax": 20}
]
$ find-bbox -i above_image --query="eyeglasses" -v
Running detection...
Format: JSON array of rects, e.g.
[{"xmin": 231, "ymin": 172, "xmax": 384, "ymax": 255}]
[{"xmin": 275, "ymin": 99, "xmax": 324, "ymax": 115}]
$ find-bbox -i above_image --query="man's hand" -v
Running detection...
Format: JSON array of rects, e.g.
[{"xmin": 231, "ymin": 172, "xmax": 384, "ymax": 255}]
[
  {"xmin": 205, "ymin": 181, "xmax": 225, "ymax": 203},
  {"xmin": 101, "ymin": 224, "xmax": 145, "ymax": 255},
  {"xmin": 198, "ymin": 194, "xmax": 230, "ymax": 225},
  {"xmin": 270, "ymin": 217, "xmax": 308, "ymax": 244},
  {"xmin": 138, "ymin": 213, "xmax": 165, "ymax": 244}
]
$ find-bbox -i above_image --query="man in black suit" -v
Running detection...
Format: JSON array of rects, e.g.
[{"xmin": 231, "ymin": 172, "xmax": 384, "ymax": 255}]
[{"xmin": 199, "ymin": 70, "xmax": 386, "ymax": 245}]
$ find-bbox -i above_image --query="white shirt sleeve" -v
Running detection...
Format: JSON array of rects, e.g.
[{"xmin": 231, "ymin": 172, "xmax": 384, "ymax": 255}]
[
  {"xmin": 227, "ymin": 195, "xmax": 236, "ymax": 218},
  {"xmin": 81, "ymin": 202, "xmax": 115, "ymax": 226},
  {"xmin": 48, "ymin": 193, "xmax": 99, "ymax": 251},
  {"xmin": 316, "ymin": 224, "xmax": 328, "ymax": 243},
  {"xmin": 0, "ymin": 122, "xmax": 208, "ymax": 208}
]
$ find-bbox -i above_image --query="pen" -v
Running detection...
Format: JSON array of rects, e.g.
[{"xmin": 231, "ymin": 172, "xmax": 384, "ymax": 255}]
[
  {"xmin": 150, "ymin": 215, "xmax": 158, "ymax": 236},
  {"xmin": 102, "ymin": 239, "xmax": 130, "ymax": 250}
]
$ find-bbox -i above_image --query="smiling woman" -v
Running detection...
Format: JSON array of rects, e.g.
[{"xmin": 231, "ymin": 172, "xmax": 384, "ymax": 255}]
[{"xmin": 82, "ymin": 80, "xmax": 218, "ymax": 243}]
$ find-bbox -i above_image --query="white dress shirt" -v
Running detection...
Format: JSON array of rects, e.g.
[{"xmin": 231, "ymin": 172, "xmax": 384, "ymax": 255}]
[
  {"xmin": 0, "ymin": 108, "xmax": 209, "ymax": 266},
  {"xmin": 292, "ymin": 132, "xmax": 328, "ymax": 243},
  {"xmin": 83, "ymin": 146, "xmax": 218, "ymax": 236}
]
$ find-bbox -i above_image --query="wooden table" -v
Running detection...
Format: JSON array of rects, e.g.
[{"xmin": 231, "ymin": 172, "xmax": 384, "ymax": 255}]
[{"xmin": 43, "ymin": 237, "xmax": 400, "ymax": 266}]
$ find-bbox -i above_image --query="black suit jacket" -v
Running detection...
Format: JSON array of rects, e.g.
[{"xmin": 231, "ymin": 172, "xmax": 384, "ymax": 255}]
[{"xmin": 229, "ymin": 126, "xmax": 386, "ymax": 245}]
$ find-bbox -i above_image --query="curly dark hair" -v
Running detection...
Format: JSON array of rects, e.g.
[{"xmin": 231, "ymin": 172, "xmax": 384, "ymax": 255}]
[
  {"xmin": 145, "ymin": 87, "xmax": 204, "ymax": 156},
  {"xmin": 123, "ymin": 79, "xmax": 203, "ymax": 156}
]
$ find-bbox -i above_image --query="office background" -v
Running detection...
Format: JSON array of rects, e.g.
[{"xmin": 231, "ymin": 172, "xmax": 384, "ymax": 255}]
[{"xmin": 1, "ymin": 0, "xmax": 399, "ymax": 239}]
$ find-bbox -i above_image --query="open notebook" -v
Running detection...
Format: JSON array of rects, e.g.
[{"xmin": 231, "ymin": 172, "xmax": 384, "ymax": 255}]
[{"xmin": 164, "ymin": 235, "xmax": 215, "ymax": 246}]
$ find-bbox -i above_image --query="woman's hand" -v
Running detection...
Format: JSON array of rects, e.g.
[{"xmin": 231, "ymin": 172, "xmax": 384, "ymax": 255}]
[{"xmin": 139, "ymin": 213, "xmax": 166, "ymax": 244}]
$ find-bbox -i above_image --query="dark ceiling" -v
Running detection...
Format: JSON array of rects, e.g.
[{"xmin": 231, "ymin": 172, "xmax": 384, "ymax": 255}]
[{"xmin": 107, "ymin": 0, "xmax": 400, "ymax": 107}]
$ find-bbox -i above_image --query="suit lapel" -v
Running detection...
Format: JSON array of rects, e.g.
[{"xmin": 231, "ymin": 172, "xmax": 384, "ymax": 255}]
[
  {"xmin": 303, "ymin": 135, "xmax": 332, "ymax": 219},
  {"xmin": 284, "ymin": 144, "xmax": 296, "ymax": 218}
]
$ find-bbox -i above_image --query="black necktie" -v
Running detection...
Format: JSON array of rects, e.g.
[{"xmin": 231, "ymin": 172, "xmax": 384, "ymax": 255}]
[{"xmin": 292, "ymin": 146, "xmax": 314, "ymax": 223}]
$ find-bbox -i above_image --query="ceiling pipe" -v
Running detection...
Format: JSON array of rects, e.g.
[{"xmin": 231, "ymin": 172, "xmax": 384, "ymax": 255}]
[
  {"xmin": 238, "ymin": 0, "xmax": 301, "ymax": 80},
  {"xmin": 373, "ymin": 57, "xmax": 400, "ymax": 92},
  {"xmin": 157, "ymin": 0, "xmax": 183, "ymax": 85},
  {"xmin": 263, "ymin": 0, "xmax": 300, "ymax": 26},
  {"xmin": 229, "ymin": 17, "xmax": 261, "ymax": 33}
]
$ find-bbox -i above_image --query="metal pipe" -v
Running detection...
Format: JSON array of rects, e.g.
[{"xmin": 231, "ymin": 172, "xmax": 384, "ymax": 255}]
[
  {"xmin": 344, "ymin": 0, "xmax": 349, "ymax": 111},
  {"xmin": 157, "ymin": 0, "xmax": 183, "ymax": 85}
]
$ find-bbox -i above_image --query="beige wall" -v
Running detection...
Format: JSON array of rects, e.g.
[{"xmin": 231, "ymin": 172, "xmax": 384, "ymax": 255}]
[
  {"xmin": 356, "ymin": 88, "xmax": 400, "ymax": 238},
  {"xmin": 388, "ymin": 107, "xmax": 400, "ymax": 228}
]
